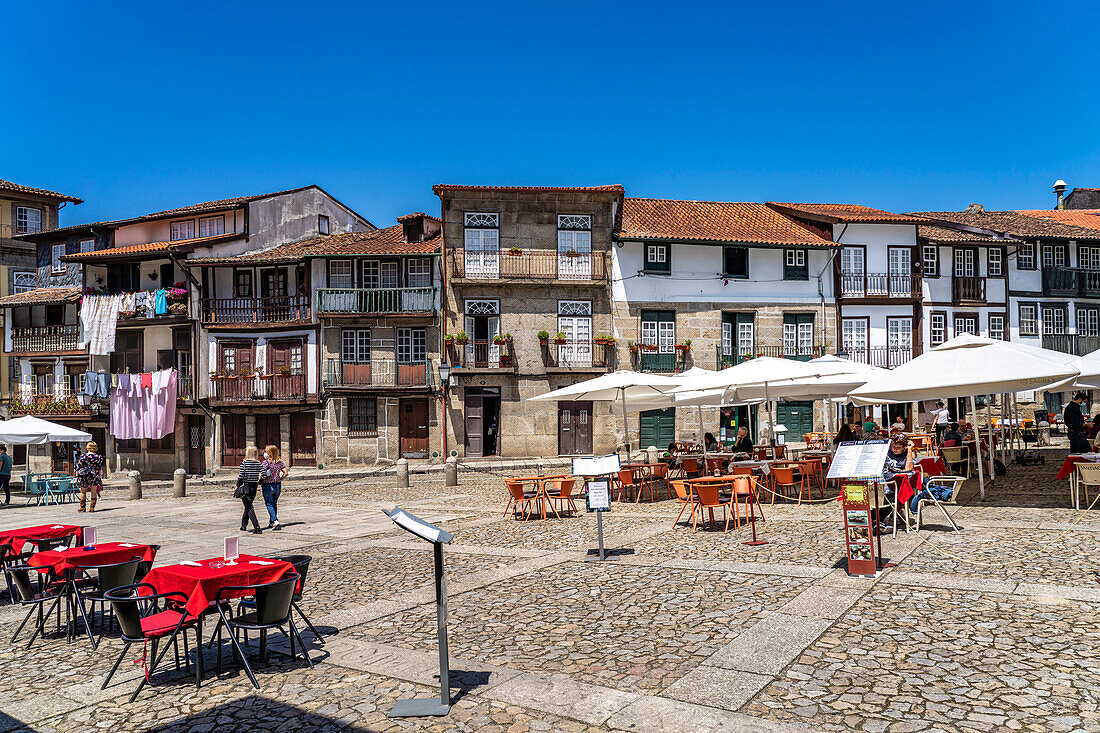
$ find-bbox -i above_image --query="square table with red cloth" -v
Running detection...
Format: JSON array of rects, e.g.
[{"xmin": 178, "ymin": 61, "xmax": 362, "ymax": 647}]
[
  {"xmin": 0, "ymin": 524, "xmax": 83, "ymax": 554},
  {"xmin": 893, "ymin": 471, "xmax": 923, "ymax": 505},
  {"xmin": 917, "ymin": 456, "xmax": 947, "ymax": 477},
  {"xmin": 29, "ymin": 541, "xmax": 156, "ymax": 575},
  {"xmin": 1057, "ymin": 455, "xmax": 1100, "ymax": 480},
  {"xmin": 141, "ymin": 554, "xmax": 296, "ymax": 618}
]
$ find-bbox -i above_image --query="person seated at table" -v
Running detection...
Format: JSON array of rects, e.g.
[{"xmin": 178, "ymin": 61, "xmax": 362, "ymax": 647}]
[
  {"xmin": 704, "ymin": 432, "xmax": 720, "ymax": 452},
  {"xmin": 732, "ymin": 426, "xmax": 753, "ymax": 455},
  {"xmin": 834, "ymin": 423, "xmax": 856, "ymax": 445},
  {"xmin": 1087, "ymin": 414, "xmax": 1100, "ymax": 440},
  {"xmin": 941, "ymin": 422, "xmax": 967, "ymax": 474},
  {"xmin": 875, "ymin": 435, "xmax": 917, "ymax": 530},
  {"xmin": 891, "ymin": 415, "xmax": 906, "ymax": 433}
]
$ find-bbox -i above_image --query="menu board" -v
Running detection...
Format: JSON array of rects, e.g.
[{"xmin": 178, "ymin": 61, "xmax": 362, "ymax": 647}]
[
  {"xmin": 573, "ymin": 454, "xmax": 622, "ymax": 477},
  {"xmin": 841, "ymin": 481, "xmax": 877, "ymax": 576},
  {"xmin": 827, "ymin": 440, "xmax": 891, "ymax": 480},
  {"xmin": 586, "ymin": 479, "xmax": 611, "ymax": 513}
]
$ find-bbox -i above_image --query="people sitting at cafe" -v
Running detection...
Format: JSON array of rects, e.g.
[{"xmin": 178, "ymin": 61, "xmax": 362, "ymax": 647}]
[
  {"xmin": 862, "ymin": 419, "xmax": 879, "ymax": 439},
  {"xmin": 1087, "ymin": 414, "xmax": 1100, "ymax": 440},
  {"xmin": 704, "ymin": 432, "xmax": 720, "ymax": 452},
  {"xmin": 834, "ymin": 423, "xmax": 856, "ymax": 445},
  {"xmin": 891, "ymin": 415, "xmax": 906, "ymax": 433},
  {"xmin": 941, "ymin": 422, "xmax": 967, "ymax": 474},
  {"xmin": 732, "ymin": 426, "xmax": 753, "ymax": 455},
  {"xmin": 876, "ymin": 435, "xmax": 918, "ymax": 530}
]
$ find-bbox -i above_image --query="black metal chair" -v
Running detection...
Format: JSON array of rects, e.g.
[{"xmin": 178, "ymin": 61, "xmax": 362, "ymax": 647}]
[
  {"xmin": 209, "ymin": 574, "xmax": 309, "ymax": 688},
  {"xmin": 4, "ymin": 564, "xmax": 65, "ymax": 648},
  {"xmin": 20, "ymin": 536, "xmax": 74, "ymax": 561},
  {"xmin": 76, "ymin": 557, "xmax": 143, "ymax": 638},
  {"xmin": 134, "ymin": 545, "xmax": 161, "ymax": 583},
  {"xmin": 242, "ymin": 555, "xmax": 324, "ymax": 644},
  {"xmin": 102, "ymin": 583, "xmax": 204, "ymax": 703}
]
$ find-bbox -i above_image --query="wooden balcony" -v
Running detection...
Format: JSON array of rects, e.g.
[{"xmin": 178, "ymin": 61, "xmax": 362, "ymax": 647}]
[
  {"xmin": 952, "ymin": 276, "xmax": 987, "ymax": 304},
  {"xmin": 838, "ymin": 273, "xmax": 921, "ymax": 300},
  {"xmin": 632, "ymin": 349, "xmax": 683, "ymax": 373},
  {"xmin": 1042, "ymin": 334, "xmax": 1100, "ymax": 356},
  {"xmin": 316, "ymin": 287, "xmax": 436, "ymax": 316},
  {"xmin": 7, "ymin": 376, "xmax": 90, "ymax": 415},
  {"xmin": 542, "ymin": 340, "xmax": 615, "ymax": 372},
  {"xmin": 323, "ymin": 358, "xmax": 434, "ymax": 389},
  {"xmin": 11, "ymin": 325, "xmax": 80, "ymax": 353},
  {"xmin": 450, "ymin": 250, "xmax": 607, "ymax": 283},
  {"xmin": 200, "ymin": 295, "xmax": 310, "ymax": 326},
  {"xmin": 210, "ymin": 373, "xmax": 308, "ymax": 403},
  {"xmin": 1042, "ymin": 268, "xmax": 1100, "ymax": 298}
]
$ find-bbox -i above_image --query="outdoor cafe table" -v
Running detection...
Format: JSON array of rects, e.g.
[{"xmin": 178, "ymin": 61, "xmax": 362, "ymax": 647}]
[
  {"xmin": 0, "ymin": 524, "xmax": 83, "ymax": 554},
  {"xmin": 141, "ymin": 554, "xmax": 298, "ymax": 619},
  {"xmin": 917, "ymin": 456, "xmax": 947, "ymax": 477},
  {"xmin": 1057, "ymin": 454, "xmax": 1100, "ymax": 509},
  {"xmin": 510, "ymin": 474, "xmax": 570, "ymax": 518}
]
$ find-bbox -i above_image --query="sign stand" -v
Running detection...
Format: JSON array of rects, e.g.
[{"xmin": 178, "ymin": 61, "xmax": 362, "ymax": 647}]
[
  {"xmin": 742, "ymin": 482, "xmax": 768, "ymax": 546},
  {"xmin": 827, "ymin": 440, "xmax": 891, "ymax": 577},
  {"xmin": 383, "ymin": 507, "xmax": 455, "ymax": 718},
  {"xmin": 572, "ymin": 455, "xmax": 634, "ymax": 561}
]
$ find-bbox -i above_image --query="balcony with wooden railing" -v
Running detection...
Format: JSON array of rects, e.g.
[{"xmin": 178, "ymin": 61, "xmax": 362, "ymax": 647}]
[
  {"xmin": 7, "ymin": 375, "xmax": 91, "ymax": 415},
  {"xmin": 838, "ymin": 273, "xmax": 921, "ymax": 299},
  {"xmin": 11, "ymin": 325, "xmax": 81, "ymax": 353},
  {"xmin": 200, "ymin": 295, "xmax": 310, "ymax": 326},
  {"xmin": 1042, "ymin": 268, "xmax": 1100, "ymax": 298},
  {"xmin": 323, "ymin": 358, "xmax": 434, "ymax": 389},
  {"xmin": 449, "ymin": 340, "xmax": 514, "ymax": 370},
  {"xmin": 316, "ymin": 287, "xmax": 437, "ymax": 316},
  {"xmin": 542, "ymin": 340, "xmax": 615, "ymax": 372},
  {"xmin": 210, "ymin": 372, "xmax": 309, "ymax": 402},
  {"xmin": 1042, "ymin": 334, "xmax": 1100, "ymax": 356},
  {"xmin": 952, "ymin": 276, "xmax": 987, "ymax": 304},
  {"xmin": 632, "ymin": 348, "xmax": 684, "ymax": 373},
  {"xmin": 450, "ymin": 249, "xmax": 608, "ymax": 283}
]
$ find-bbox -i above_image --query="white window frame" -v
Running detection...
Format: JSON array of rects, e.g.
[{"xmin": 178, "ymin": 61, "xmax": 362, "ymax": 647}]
[
  {"xmin": 783, "ymin": 320, "xmax": 813, "ymax": 356},
  {"xmin": 463, "ymin": 213, "xmax": 500, "ymax": 279},
  {"xmin": 318, "ymin": 214, "xmax": 330, "ymax": 235},
  {"xmin": 1017, "ymin": 242, "xmax": 1035, "ymax": 270},
  {"xmin": 842, "ymin": 318, "xmax": 868, "ymax": 352},
  {"xmin": 1080, "ymin": 246, "xmax": 1100, "ymax": 271},
  {"xmin": 786, "ymin": 250, "xmax": 806, "ymax": 267},
  {"xmin": 51, "ymin": 243, "xmax": 66, "ymax": 274},
  {"xmin": 1018, "ymin": 304, "xmax": 1038, "ymax": 336},
  {"xmin": 198, "ymin": 215, "xmax": 225, "ymax": 238},
  {"xmin": 407, "ymin": 258, "xmax": 432, "ymax": 287},
  {"xmin": 397, "ymin": 328, "xmax": 426, "ymax": 364},
  {"xmin": 170, "ymin": 220, "xmax": 195, "ymax": 241},
  {"xmin": 1041, "ymin": 306, "xmax": 1066, "ymax": 335},
  {"xmin": 341, "ymin": 328, "xmax": 371, "ymax": 363},
  {"xmin": 79, "ymin": 238, "xmax": 94, "ymax": 254},
  {"xmin": 15, "ymin": 206, "xmax": 42, "ymax": 234},
  {"xmin": 930, "ymin": 312, "xmax": 947, "ymax": 346},
  {"xmin": 328, "ymin": 259, "xmax": 353, "ymax": 288},
  {"xmin": 988, "ymin": 247, "xmax": 1003, "ymax": 276},
  {"xmin": 12, "ymin": 271, "xmax": 36, "ymax": 294},
  {"xmin": 737, "ymin": 321, "xmax": 754, "ymax": 355},
  {"xmin": 646, "ymin": 244, "xmax": 667, "ymax": 265},
  {"xmin": 1041, "ymin": 244, "xmax": 1066, "ymax": 269},
  {"xmin": 922, "ymin": 244, "xmax": 938, "ymax": 276},
  {"xmin": 989, "ymin": 314, "xmax": 1006, "ymax": 341},
  {"xmin": 887, "ymin": 317, "xmax": 913, "ymax": 351},
  {"xmin": 954, "ymin": 248, "xmax": 976, "ymax": 277},
  {"xmin": 1077, "ymin": 308, "xmax": 1100, "ymax": 338}
]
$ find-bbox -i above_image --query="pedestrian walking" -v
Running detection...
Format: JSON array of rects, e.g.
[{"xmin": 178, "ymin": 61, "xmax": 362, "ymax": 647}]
[
  {"xmin": 236, "ymin": 446, "xmax": 263, "ymax": 534},
  {"xmin": 75, "ymin": 441, "xmax": 105, "ymax": 512},
  {"xmin": 932, "ymin": 400, "xmax": 951, "ymax": 445},
  {"xmin": 0, "ymin": 446, "xmax": 12, "ymax": 505},
  {"xmin": 260, "ymin": 444, "xmax": 288, "ymax": 531}
]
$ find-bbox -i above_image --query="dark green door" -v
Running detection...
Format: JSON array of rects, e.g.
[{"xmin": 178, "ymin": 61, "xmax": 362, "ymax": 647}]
[
  {"xmin": 639, "ymin": 408, "xmax": 676, "ymax": 451},
  {"xmin": 776, "ymin": 401, "xmax": 814, "ymax": 441}
]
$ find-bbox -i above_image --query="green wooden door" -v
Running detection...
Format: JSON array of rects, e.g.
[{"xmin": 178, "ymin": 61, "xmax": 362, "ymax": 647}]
[
  {"xmin": 639, "ymin": 408, "xmax": 676, "ymax": 450},
  {"xmin": 776, "ymin": 401, "xmax": 814, "ymax": 441}
]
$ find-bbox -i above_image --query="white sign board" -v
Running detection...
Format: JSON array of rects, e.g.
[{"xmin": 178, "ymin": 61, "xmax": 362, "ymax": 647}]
[
  {"xmin": 827, "ymin": 441, "xmax": 891, "ymax": 480},
  {"xmin": 83, "ymin": 526, "xmax": 96, "ymax": 546},
  {"xmin": 572, "ymin": 454, "xmax": 622, "ymax": 477},
  {"xmin": 586, "ymin": 479, "xmax": 610, "ymax": 512},
  {"xmin": 224, "ymin": 536, "xmax": 239, "ymax": 563},
  {"xmin": 386, "ymin": 508, "xmax": 453, "ymax": 544}
]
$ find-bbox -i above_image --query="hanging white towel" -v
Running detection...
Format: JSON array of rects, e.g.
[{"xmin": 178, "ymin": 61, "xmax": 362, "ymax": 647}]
[{"xmin": 79, "ymin": 294, "xmax": 123, "ymax": 356}]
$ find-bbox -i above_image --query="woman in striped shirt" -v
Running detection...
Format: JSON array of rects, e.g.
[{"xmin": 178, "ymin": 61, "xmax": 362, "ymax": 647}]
[{"xmin": 237, "ymin": 445, "xmax": 263, "ymax": 534}]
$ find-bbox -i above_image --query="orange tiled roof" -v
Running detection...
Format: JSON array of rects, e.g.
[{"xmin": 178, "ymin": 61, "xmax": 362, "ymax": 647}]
[
  {"xmin": 184, "ymin": 225, "xmax": 441, "ymax": 265},
  {"xmin": 433, "ymin": 183, "xmax": 624, "ymax": 194},
  {"xmin": 616, "ymin": 198, "xmax": 835, "ymax": 247},
  {"xmin": 1016, "ymin": 209, "xmax": 1100, "ymax": 230},
  {"xmin": 0, "ymin": 178, "xmax": 82, "ymax": 204},
  {"xmin": 767, "ymin": 202, "xmax": 926, "ymax": 224},
  {"xmin": 396, "ymin": 212, "xmax": 440, "ymax": 223},
  {"xmin": 0, "ymin": 287, "xmax": 81, "ymax": 308},
  {"xmin": 911, "ymin": 209, "xmax": 1100, "ymax": 240},
  {"xmin": 60, "ymin": 232, "xmax": 242, "ymax": 261}
]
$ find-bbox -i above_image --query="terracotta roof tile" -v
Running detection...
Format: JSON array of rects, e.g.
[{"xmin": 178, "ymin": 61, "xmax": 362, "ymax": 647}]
[
  {"xmin": 184, "ymin": 224, "xmax": 441, "ymax": 265},
  {"xmin": 917, "ymin": 224, "xmax": 1001, "ymax": 243},
  {"xmin": 616, "ymin": 198, "xmax": 835, "ymax": 247},
  {"xmin": 0, "ymin": 178, "xmax": 82, "ymax": 204},
  {"xmin": 61, "ymin": 232, "xmax": 242, "ymax": 262},
  {"xmin": 1016, "ymin": 209, "xmax": 1100, "ymax": 230},
  {"xmin": 396, "ymin": 212, "xmax": 440, "ymax": 223},
  {"xmin": 433, "ymin": 183, "xmax": 624, "ymax": 194},
  {"xmin": 0, "ymin": 287, "xmax": 81, "ymax": 308},
  {"xmin": 767, "ymin": 202, "xmax": 925, "ymax": 224},
  {"xmin": 910, "ymin": 210, "xmax": 1100, "ymax": 240}
]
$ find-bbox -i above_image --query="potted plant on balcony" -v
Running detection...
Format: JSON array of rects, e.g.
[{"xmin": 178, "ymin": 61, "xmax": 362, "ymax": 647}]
[
  {"xmin": 454, "ymin": 331, "xmax": 469, "ymax": 345},
  {"xmin": 628, "ymin": 340, "xmax": 637, "ymax": 354},
  {"xmin": 641, "ymin": 343, "xmax": 658, "ymax": 352},
  {"xmin": 537, "ymin": 330, "xmax": 550, "ymax": 346},
  {"xmin": 554, "ymin": 331, "xmax": 567, "ymax": 345},
  {"xmin": 676, "ymin": 339, "xmax": 692, "ymax": 352},
  {"xmin": 594, "ymin": 334, "xmax": 615, "ymax": 346},
  {"xmin": 119, "ymin": 310, "xmax": 136, "ymax": 320},
  {"xmin": 508, "ymin": 246, "xmax": 523, "ymax": 256},
  {"xmin": 168, "ymin": 302, "xmax": 187, "ymax": 315},
  {"xmin": 564, "ymin": 248, "xmax": 580, "ymax": 257},
  {"xmin": 492, "ymin": 334, "xmax": 505, "ymax": 345}
]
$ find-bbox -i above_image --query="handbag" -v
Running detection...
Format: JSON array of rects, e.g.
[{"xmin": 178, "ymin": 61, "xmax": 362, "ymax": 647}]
[{"xmin": 233, "ymin": 479, "xmax": 251, "ymax": 499}]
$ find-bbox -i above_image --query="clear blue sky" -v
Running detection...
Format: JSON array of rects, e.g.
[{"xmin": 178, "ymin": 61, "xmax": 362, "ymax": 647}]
[{"xmin": 3, "ymin": 1, "xmax": 1096, "ymax": 227}]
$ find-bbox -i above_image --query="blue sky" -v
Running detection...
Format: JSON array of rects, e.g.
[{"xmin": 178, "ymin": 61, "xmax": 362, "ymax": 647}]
[{"xmin": 3, "ymin": 1, "xmax": 1096, "ymax": 227}]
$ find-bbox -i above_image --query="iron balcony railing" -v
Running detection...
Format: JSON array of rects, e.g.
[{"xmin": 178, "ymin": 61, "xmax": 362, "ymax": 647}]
[
  {"xmin": 838, "ymin": 273, "xmax": 921, "ymax": 298},
  {"xmin": 837, "ymin": 347, "xmax": 914, "ymax": 369},
  {"xmin": 450, "ymin": 249, "xmax": 608, "ymax": 281},
  {"xmin": 210, "ymin": 373, "xmax": 308, "ymax": 401},
  {"xmin": 952, "ymin": 276, "xmax": 987, "ymax": 303},
  {"xmin": 316, "ymin": 287, "xmax": 437, "ymax": 315},
  {"xmin": 1042, "ymin": 267, "xmax": 1100, "ymax": 298},
  {"xmin": 542, "ymin": 340, "xmax": 615, "ymax": 370},
  {"xmin": 633, "ymin": 349, "xmax": 682, "ymax": 373},
  {"xmin": 715, "ymin": 345, "xmax": 825, "ymax": 368},
  {"xmin": 450, "ymin": 340, "xmax": 514, "ymax": 369},
  {"xmin": 176, "ymin": 366, "xmax": 194, "ymax": 400},
  {"xmin": 200, "ymin": 295, "xmax": 310, "ymax": 325},
  {"xmin": 1042, "ymin": 334, "xmax": 1100, "ymax": 356},
  {"xmin": 323, "ymin": 358, "xmax": 434, "ymax": 388},
  {"xmin": 11, "ymin": 325, "xmax": 80, "ymax": 352}
]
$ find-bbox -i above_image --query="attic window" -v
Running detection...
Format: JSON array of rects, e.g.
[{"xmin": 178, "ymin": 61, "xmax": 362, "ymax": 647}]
[
  {"xmin": 318, "ymin": 215, "xmax": 330, "ymax": 235},
  {"xmin": 403, "ymin": 220, "xmax": 423, "ymax": 243}
]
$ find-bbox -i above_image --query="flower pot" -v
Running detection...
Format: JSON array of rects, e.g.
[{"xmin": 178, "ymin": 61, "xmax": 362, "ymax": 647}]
[{"xmin": 554, "ymin": 339, "xmax": 567, "ymax": 345}]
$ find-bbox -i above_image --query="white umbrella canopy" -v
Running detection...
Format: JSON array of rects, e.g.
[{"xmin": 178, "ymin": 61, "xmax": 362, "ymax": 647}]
[
  {"xmin": 668, "ymin": 356, "xmax": 826, "ymax": 395},
  {"xmin": 0, "ymin": 416, "xmax": 92, "ymax": 444},
  {"xmin": 849, "ymin": 334, "xmax": 1079, "ymax": 405},
  {"xmin": 732, "ymin": 354, "xmax": 887, "ymax": 402},
  {"xmin": 1068, "ymin": 348, "xmax": 1100, "ymax": 390}
]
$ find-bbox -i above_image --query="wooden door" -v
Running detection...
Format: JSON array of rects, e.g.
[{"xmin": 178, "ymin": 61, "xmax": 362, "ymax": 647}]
[
  {"xmin": 255, "ymin": 414, "xmax": 280, "ymax": 453},
  {"xmin": 222, "ymin": 414, "xmax": 245, "ymax": 467},
  {"xmin": 558, "ymin": 400, "xmax": 593, "ymax": 455},
  {"xmin": 290, "ymin": 412, "xmax": 316, "ymax": 466},
  {"xmin": 465, "ymin": 393, "xmax": 484, "ymax": 458},
  {"xmin": 639, "ymin": 408, "xmax": 675, "ymax": 451},
  {"xmin": 399, "ymin": 399, "xmax": 429, "ymax": 458},
  {"xmin": 776, "ymin": 401, "xmax": 814, "ymax": 440},
  {"xmin": 187, "ymin": 415, "xmax": 206, "ymax": 475}
]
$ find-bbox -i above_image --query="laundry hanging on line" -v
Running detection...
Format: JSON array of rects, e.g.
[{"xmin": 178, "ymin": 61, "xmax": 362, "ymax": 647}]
[{"xmin": 108, "ymin": 368, "xmax": 177, "ymax": 440}]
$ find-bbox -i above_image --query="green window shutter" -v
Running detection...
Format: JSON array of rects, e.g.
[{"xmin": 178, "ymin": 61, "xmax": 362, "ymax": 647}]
[
  {"xmin": 783, "ymin": 249, "xmax": 808, "ymax": 280},
  {"xmin": 644, "ymin": 243, "xmax": 670, "ymax": 273}
]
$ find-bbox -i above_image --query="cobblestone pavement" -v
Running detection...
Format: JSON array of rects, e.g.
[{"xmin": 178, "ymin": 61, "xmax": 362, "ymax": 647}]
[{"xmin": 2, "ymin": 446, "xmax": 1099, "ymax": 732}]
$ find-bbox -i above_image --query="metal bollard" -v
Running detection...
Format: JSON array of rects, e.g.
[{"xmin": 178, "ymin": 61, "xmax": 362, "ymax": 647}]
[
  {"xmin": 536, "ymin": 459, "xmax": 545, "ymax": 476},
  {"xmin": 445, "ymin": 456, "xmax": 458, "ymax": 487},
  {"xmin": 128, "ymin": 470, "xmax": 142, "ymax": 500},
  {"xmin": 396, "ymin": 457, "xmax": 410, "ymax": 488},
  {"xmin": 173, "ymin": 468, "xmax": 186, "ymax": 497}
]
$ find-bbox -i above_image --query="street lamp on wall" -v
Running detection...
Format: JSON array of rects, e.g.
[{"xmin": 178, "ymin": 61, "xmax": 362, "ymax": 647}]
[{"xmin": 438, "ymin": 363, "xmax": 451, "ymax": 391}]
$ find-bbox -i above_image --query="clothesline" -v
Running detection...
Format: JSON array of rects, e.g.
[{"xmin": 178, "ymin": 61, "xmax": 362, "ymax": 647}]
[{"xmin": 108, "ymin": 368, "xmax": 177, "ymax": 441}]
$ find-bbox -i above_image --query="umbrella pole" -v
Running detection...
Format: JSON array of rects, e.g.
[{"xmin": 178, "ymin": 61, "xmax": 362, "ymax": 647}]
[
  {"xmin": 621, "ymin": 387, "xmax": 630, "ymax": 462},
  {"xmin": 698, "ymin": 405, "xmax": 707, "ymax": 460},
  {"xmin": 766, "ymin": 381, "xmax": 775, "ymax": 447},
  {"xmin": 987, "ymin": 394, "xmax": 995, "ymax": 480},
  {"xmin": 971, "ymin": 395, "xmax": 985, "ymax": 499}
]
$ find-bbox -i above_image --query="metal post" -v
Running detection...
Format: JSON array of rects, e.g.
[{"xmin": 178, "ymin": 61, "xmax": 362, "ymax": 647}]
[
  {"xmin": 596, "ymin": 512, "xmax": 606, "ymax": 560},
  {"xmin": 971, "ymin": 395, "xmax": 985, "ymax": 500},
  {"xmin": 433, "ymin": 542, "xmax": 450, "ymax": 711}
]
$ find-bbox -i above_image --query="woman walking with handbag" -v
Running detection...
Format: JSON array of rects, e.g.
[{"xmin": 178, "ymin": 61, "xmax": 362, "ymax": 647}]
[
  {"xmin": 76, "ymin": 441, "xmax": 105, "ymax": 512},
  {"xmin": 236, "ymin": 446, "xmax": 263, "ymax": 534},
  {"xmin": 260, "ymin": 444, "xmax": 288, "ymax": 530}
]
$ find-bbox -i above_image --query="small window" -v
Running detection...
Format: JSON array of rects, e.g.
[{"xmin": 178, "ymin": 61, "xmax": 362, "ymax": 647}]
[
  {"xmin": 170, "ymin": 220, "xmax": 195, "ymax": 241},
  {"xmin": 51, "ymin": 243, "xmax": 66, "ymax": 274},
  {"xmin": 644, "ymin": 244, "xmax": 670, "ymax": 273},
  {"xmin": 318, "ymin": 215, "xmax": 330, "ymax": 235},
  {"xmin": 341, "ymin": 329, "xmax": 371, "ymax": 363},
  {"xmin": 397, "ymin": 328, "xmax": 426, "ymax": 364},
  {"xmin": 1019, "ymin": 304, "xmax": 1038, "ymax": 336},
  {"xmin": 1017, "ymin": 242, "xmax": 1035, "ymax": 270},
  {"xmin": 16, "ymin": 206, "xmax": 42, "ymax": 234},
  {"xmin": 989, "ymin": 314, "xmax": 1006, "ymax": 340},
  {"xmin": 557, "ymin": 214, "xmax": 591, "ymax": 231},
  {"xmin": 147, "ymin": 433, "xmax": 175, "ymax": 452},
  {"xmin": 348, "ymin": 397, "xmax": 378, "ymax": 436},
  {"xmin": 407, "ymin": 258, "xmax": 432, "ymax": 287},
  {"xmin": 784, "ymin": 249, "xmax": 808, "ymax": 280},
  {"xmin": 328, "ymin": 259, "xmax": 353, "ymax": 288},
  {"xmin": 988, "ymin": 247, "xmax": 1003, "ymax": 277},
  {"xmin": 723, "ymin": 247, "xmax": 749, "ymax": 278},
  {"xmin": 116, "ymin": 439, "xmax": 141, "ymax": 453},
  {"xmin": 464, "ymin": 212, "xmax": 499, "ymax": 228},
  {"xmin": 234, "ymin": 270, "xmax": 254, "ymax": 298},
  {"xmin": 930, "ymin": 312, "xmax": 946, "ymax": 346},
  {"xmin": 13, "ymin": 271, "xmax": 36, "ymax": 293},
  {"xmin": 199, "ymin": 215, "xmax": 225, "ymax": 237},
  {"xmin": 922, "ymin": 244, "xmax": 938, "ymax": 277},
  {"xmin": 79, "ymin": 238, "xmax": 94, "ymax": 254}
]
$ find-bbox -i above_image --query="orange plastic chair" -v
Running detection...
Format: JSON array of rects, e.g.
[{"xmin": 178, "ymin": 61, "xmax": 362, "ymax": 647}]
[
  {"xmin": 650, "ymin": 463, "xmax": 669, "ymax": 500},
  {"xmin": 505, "ymin": 480, "xmax": 539, "ymax": 520},
  {"xmin": 801, "ymin": 458, "xmax": 825, "ymax": 498},
  {"xmin": 670, "ymin": 480, "xmax": 696, "ymax": 527},
  {"xmin": 773, "ymin": 445, "xmax": 786, "ymax": 459},
  {"xmin": 692, "ymin": 482, "xmax": 732, "ymax": 533},
  {"xmin": 547, "ymin": 477, "xmax": 578, "ymax": 516},
  {"xmin": 616, "ymin": 469, "xmax": 639, "ymax": 502},
  {"xmin": 704, "ymin": 457, "xmax": 725, "ymax": 475},
  {"xmin": 681, "ymin": 458, "xmax": 701, "ymax": 478},
  {"xmin": 731, "ymin": 466, "xmax": 753, "ymax": 477},
  {"xmin": 771, "ymin": 466, "xmax": 806, "ymax": 504},
  {"xmin": 729, "ymin": 475, "xmax": 761, "ymax": 528}
]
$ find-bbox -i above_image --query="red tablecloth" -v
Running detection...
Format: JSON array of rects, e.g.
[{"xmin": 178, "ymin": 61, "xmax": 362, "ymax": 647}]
[
  {"xmin": 894, "ymin": 472, "xmax": 923, "ymax": 504},
  {"xmin": 917, "ymin": 457, "xmax": 947, "ymax": 477},
  {"xmin": 0, "ymin": 524, "xmax": 83, "ymax": 554},
  {"xmin": 29, "ymin": 541, "xmax": 156, "ymax": 575},
  {"xmin": 141, "ymin": 554, "xmax": 296, "ymax": 618},
  {"xmin": 1057, "ymin": 455, "xmax": 1099, "ymax": 480}
]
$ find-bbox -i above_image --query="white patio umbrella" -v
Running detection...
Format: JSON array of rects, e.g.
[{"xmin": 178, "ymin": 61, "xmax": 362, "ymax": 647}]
[
  {"xmin": 529, "ymin": 370, "xmax": 684, "ymax": 458},
  {"xmin": 0, "ymin": 416, "xmax": 92, "ymax": 444},
  {"xmin": 1070, "ymin": 347, "xmax": 1100, "ymax": 390},
  {"xmin": 849, "ymin": 334, "xmax": 1080, "ymax": 498}
]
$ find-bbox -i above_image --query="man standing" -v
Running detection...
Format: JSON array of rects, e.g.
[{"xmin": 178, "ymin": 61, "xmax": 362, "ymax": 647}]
[
  {"xmin": 0, "ymin": 446, "xmax": 11, "ymax": 505},
  {"xmin": 1065, "ymin": 392, "xmax": 1091, "ymax": 454},
  {"xmin": 932, "ymin": 400, "xmax": 951, "ymax": 444}
]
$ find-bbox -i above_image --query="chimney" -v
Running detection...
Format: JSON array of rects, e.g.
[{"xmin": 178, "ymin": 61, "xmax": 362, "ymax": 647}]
[
  {"xmin": 1053, "ymin": 180, "xmax": 1068, "ymax": 209},
  {"xmin": 965, "ymin": 203, "xmax": 984, "ymax": 214}
]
